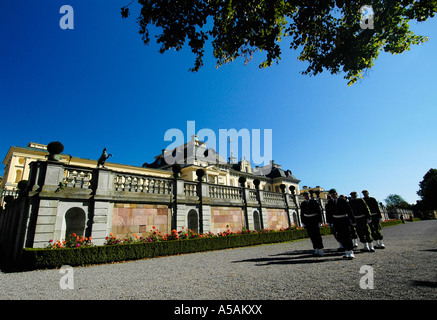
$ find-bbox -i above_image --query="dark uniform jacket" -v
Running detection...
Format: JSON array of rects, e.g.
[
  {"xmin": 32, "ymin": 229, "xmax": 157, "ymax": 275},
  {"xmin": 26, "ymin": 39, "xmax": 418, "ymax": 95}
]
[
  {"xmin": 349, "ymin": 198, "xmax": 371, "ymax": 221},
  {"xmin": 363, "ymin": 196, "xmax": 382, "ymax": 220},
  {"xmin": 325, "ymin": 198, "xmax": 356, "ymax": 226},
  {"xmin": 300, "ymin": 199, "xmax": 323, "ymax": 226}
]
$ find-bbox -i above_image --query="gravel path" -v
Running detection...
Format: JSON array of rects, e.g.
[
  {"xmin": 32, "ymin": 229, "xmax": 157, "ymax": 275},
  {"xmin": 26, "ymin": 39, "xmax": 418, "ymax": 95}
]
[{"xmin": 1, "ymin": 220, "xmax": 436, "ymax": 300}]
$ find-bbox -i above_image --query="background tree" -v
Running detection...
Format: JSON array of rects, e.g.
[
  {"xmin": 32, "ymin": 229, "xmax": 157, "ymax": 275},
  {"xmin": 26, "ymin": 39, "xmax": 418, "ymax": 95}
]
[
  {"xmin": 122, "ymin": 0, "xmax": 436, "ymax": 85},
  {"xmin": 417, "ymin": 168, "xmax": 437, "ymax": 210},
  {"xmin": 384, "ymin": 194, "xmax": 411, "ymax": 209}
]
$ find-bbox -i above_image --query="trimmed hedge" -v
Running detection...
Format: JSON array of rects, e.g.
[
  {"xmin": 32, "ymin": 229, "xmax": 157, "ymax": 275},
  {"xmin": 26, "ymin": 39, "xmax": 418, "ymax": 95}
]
[
  {"xmin": 20, "ymin": 220, "xmax": 398, "ymax": 270},
  {"xmin": 22, "ymin": 228, "xmax": 317, "ymax": 270},
  {"xmin": 380, "ymin": 219, "xmax": 403, "ymax": 227}
]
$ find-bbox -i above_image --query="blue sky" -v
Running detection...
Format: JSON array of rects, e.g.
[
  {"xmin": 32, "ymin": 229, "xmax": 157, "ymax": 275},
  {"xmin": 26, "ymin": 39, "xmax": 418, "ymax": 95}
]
[{"xmin": 1, "ymin": 1, "xmax": 436, "ymax": 204}]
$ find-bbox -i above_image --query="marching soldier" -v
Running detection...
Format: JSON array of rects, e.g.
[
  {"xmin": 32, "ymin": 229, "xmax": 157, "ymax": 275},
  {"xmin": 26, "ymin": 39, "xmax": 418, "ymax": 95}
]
[
  {"xmin": 326, "ymin": 189, "xmax": 356, "ymax": 259},
  {"xmin": 300, "ymin": 191, "xmax": 324, "ymax": 256},
  {"xmin": 362, "ymin": 190, "xmax": 385, "ymax": 249},
  {"xmin": 341, "ymin": 194, "xmax": 359, "ymax": 248},
  {"xmin": 349, "ymin": 192, "xmax": 374, "ymax": 252}
]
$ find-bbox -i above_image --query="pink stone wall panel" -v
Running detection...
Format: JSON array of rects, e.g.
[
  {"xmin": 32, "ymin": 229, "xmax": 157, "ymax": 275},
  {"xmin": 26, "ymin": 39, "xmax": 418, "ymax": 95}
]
[{"xmin": 112, "ymin": 204, "xmax": 169, "ymax": 238}]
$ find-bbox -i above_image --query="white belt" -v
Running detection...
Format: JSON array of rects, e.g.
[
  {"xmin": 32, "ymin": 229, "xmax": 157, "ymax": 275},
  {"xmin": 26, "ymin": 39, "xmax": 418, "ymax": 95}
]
[
  {"xmin": 371, "ymin": 213, "xmax": 379, "ymax": 216},
  {"xmin": 354, "ymin": 215, "xmax": 365, "ymax": 218},
  {"xmin": 333, "ymin": 214, "xmax": 347, "ymax": 218},
  {"xmin": 304, "ymin": 213, "xmax": 318, "ymax": 217}
]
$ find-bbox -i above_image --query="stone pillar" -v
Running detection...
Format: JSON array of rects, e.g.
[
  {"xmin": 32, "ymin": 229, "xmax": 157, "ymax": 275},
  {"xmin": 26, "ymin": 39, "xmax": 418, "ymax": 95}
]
[
  {"xmin": 291, "ymin": 194, "xmax": 302, "ymax": 227},
  {"xmin": 284, "ymin": 193, "xmax": 293, "ymax": 227},
  {"xmin": 172, "ymin": 178, "xmax": 184, "ymax": 230},
  {"xmin": 92, "ymin": 168, "xmax": 115, "ymax": 246},
  {"xmin": 195, "ymin": 169, "xmax": 205, "ymax": 234},
  {"xmin": 199, "ymin": 181, "xmax": 212, "ymax": 234},
  {"xmin": 280, "ymin": 184, "xmax": 292, "ymax": 228},
  {"xmin": 29, "ymin": 161, "xmax": 65, "ymax": 248},
  {"xmin": 239, "ymin": 177, "xmax": 249, "ymax": 230},
  {"xmin": 258, "ymin": 190, "xmax": 267, "ymax": 230}
]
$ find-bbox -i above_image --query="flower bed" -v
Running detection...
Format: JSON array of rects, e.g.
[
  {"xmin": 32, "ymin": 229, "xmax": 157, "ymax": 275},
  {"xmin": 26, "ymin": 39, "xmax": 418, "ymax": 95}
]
[
  {"xmin": 22, "ymin": 226, "xmax": 316, "ymax": 270},
  {"xmin": 20, "ymin": 220, "xmax": 400, "ymax": 270}
]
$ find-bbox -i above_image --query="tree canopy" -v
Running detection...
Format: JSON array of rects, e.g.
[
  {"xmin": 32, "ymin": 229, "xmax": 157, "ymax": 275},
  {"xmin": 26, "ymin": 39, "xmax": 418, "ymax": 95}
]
[
  {"xmin": 417, "ymin": 168, "xmax": 437, "ymax": 209},
  {"xmin": 121, "ymin": 0, "xmax": 436, "ymax": 85},
  {"xmin": 384, "ymin": 194, "xmax": 411, "ymax": 209}
]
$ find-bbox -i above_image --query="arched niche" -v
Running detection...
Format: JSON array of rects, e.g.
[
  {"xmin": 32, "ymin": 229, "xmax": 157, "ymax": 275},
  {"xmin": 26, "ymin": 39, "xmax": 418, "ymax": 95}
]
[{"xmin": 65, "ymin": 207, "xmax": 86, "ymax": 238}]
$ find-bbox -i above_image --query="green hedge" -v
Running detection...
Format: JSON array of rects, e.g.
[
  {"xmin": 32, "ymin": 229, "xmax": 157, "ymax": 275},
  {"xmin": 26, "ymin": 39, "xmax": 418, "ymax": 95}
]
[
  {"xmin": 20, "ymin": 221, "xmax": 398, "ymax": 270},
  {"xmin": 22, "ymin": 228, "xmax": 316, "ymax": 270},
  {"xmin": 380, "ymin": 219, "xmax": 403, "ymax": 227}
]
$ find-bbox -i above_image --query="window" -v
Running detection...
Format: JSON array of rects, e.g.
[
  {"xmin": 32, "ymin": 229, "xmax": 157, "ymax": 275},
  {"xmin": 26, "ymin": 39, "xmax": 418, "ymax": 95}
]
[
  {"xmin": 253, "ymin": 211, "xmax": 261, "ymax": 231},
  {"xmin": 65, "ymin": 207, "xmax": 86, "ymax": 238},
  {"xmin": 15, "ymin": 169, "xmax": 22, "ymax": 183},
  {"xmin": 187, "ymin": 209, "xmax": 199, "ymax": 234}
]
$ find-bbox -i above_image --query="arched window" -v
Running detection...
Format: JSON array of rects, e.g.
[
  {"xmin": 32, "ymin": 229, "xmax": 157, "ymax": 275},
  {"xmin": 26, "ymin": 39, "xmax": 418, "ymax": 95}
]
[
  {"xmin": 15, "ymin": 169, "xmax": 23, "ymax": 183},
  {"xmin": 65, "ymin": 207, "xmax": 86, "ymax": 238},
  {"xmin": 253, "ymin": 211, "xmax": 261, "ymax": 231},
  {"xmin": 187, "ymin": 209, "xmax": 199, "ymax": 234}
]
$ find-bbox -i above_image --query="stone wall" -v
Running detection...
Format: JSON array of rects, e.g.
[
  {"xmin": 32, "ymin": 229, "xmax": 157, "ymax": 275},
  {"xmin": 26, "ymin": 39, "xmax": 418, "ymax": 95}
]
[
  {"xmin": 0, "ymin": 160, "xmax": 303, "ymax": 257},
  {"xmin": 210, "ymin": 206, "xmax": 245, "ymax": 233},
  {"xmin": 265, "ymin": 208, "xmax": 290, "ymax": 230},
  {"xmin": 112, "ymin": 203, "xmax": 171, "ymax": 238}
]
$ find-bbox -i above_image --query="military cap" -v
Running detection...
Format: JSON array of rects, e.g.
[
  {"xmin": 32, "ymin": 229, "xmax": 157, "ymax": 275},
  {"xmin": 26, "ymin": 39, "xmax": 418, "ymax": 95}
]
[
  {"xmin": 350, "ymin": 191, "xmax": 357, "ymax": 196},
  {"xmin": 362, "ymin": 190, "xmax": 369, "ymax": 194},
  {"xmin": 328, "ymin": 188, "xmax": 337, "ymax": 194},
  {"xmin": 302, "ymin": 191, "xmax": 309, "ymax": 195}
]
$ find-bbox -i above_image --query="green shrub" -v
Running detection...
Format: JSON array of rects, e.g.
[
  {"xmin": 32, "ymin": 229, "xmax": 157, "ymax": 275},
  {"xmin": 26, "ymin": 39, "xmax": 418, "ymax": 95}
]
[
  {"xmin": 22, "ymin": 227, "xmax": 319, "ymax": 270},
  {"xmin": 380, "ymin": 219, "xmax": 403, "ymax": 228},
  {"xmin": 22, "ymin": 222, "xmax": 402, "ymax": 271}
]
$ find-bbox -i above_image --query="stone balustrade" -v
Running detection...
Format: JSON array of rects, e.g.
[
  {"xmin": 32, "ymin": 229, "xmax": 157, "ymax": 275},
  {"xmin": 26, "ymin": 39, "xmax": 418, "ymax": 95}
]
[
  {"xmin": 208, "ymin": 185, "xmax": 243, "ymax": 200},
  {"xmin": 263, "ymin": 190, "xmax": 285, "ymax": 204},
  {"xmin": 183, "ymin": 182, "xmax": 198, "ymax": 197},
  {"xmin": 63, "ymin": 166, "xmax": 93, "ymax": 189},
  {"xmin": 113, "ymin": 173, "xmax": 172, "ymax": 195}
]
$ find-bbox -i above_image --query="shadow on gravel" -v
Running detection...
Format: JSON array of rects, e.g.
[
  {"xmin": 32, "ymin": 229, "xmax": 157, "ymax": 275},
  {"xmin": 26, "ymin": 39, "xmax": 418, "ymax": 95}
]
[
  {"xmin": 410, "ymin": 280, "xmax": 437, "ymax": 288},
  {"xmin": 420, "ymin": 248, "xmax": 437, "ymax": 253},
  {"xmin": 231, "ymin": 248, "xmax": 362, "ymax": 266}
]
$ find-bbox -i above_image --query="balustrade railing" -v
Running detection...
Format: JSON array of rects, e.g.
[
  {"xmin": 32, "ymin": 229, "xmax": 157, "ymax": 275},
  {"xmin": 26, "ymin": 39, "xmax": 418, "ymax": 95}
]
[
  {"xmin": 114, "ymin": 173, "xmax": 172, "ymax": 195},
  {"xmin": 63, "ymin": 167, "xmax": 93, "ymax": 189},
  {"xmin": 249, "ymin": 190, "xmax": 258, "ymax": 202},
  {"xmin": 0, "ymin": 189, "xmax": 19, "ymax": 209},
  {"xmin": 208, "ymin": 185, "xmax": 243, "ymax": 200},
  {"xmin": 41, "ymin": 161, "xmax": 294, "ymax": 207},
  {"xmin": 263, "ymin": 190, "xmax": 284, "ymax": 204},
  {"xmin": 183, "ymin": 182, "xmax": 198, "ymax": 197}
]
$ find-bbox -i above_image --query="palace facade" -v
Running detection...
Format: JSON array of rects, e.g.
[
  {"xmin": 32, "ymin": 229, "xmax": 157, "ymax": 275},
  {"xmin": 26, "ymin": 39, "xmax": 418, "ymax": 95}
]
[{"xmin": 1, "ymin": 137, "xmax": 301, "ymax": 195}]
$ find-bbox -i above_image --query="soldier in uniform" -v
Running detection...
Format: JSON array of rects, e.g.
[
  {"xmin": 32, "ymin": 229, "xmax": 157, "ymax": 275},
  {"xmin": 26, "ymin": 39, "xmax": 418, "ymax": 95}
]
[
  {"xmin": 362, "ymin": 190, "xmax": 385, "ymax": 249},
  {"xmin": 340, "ymin": 194, "xmax": 358, "ymax": 248},
  {"xmin": 300, "ymin": 191, "xmax": 324, "ymax": 256},
  {"xmin": 349, "ymin": 192, "xmax": 374, "ymax": 252},
  {"xmin": 326, "ymin": 189, "xmax": 356, "ymax": 259}
]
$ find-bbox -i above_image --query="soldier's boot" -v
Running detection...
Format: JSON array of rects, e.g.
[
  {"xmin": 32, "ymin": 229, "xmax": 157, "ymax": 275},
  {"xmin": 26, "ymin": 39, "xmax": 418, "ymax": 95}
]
[
  {"xmin": 352, "ymin": 239, "xmax": 359, "ymax": 248},
  {"xmin": 337, "ymin": 242, "xmax": 345, "ymax": 252},
  {"xmin": 375, "ymin": 240, "xmax": 386, "ymax": 249},
  {"xmin": 368, "ymin": 242, "xmax": 375, "ymax": 252},
  {"xmin": 343, "ymin": 250, "xmax": 355, "ymax": 260},
  {"xmin": 318, "ymin": 248, "xmax": 324, "ymax": 257},
  {"xmin": 362, "ymin": 242, "xmax": 370, "ymax": 252}
]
